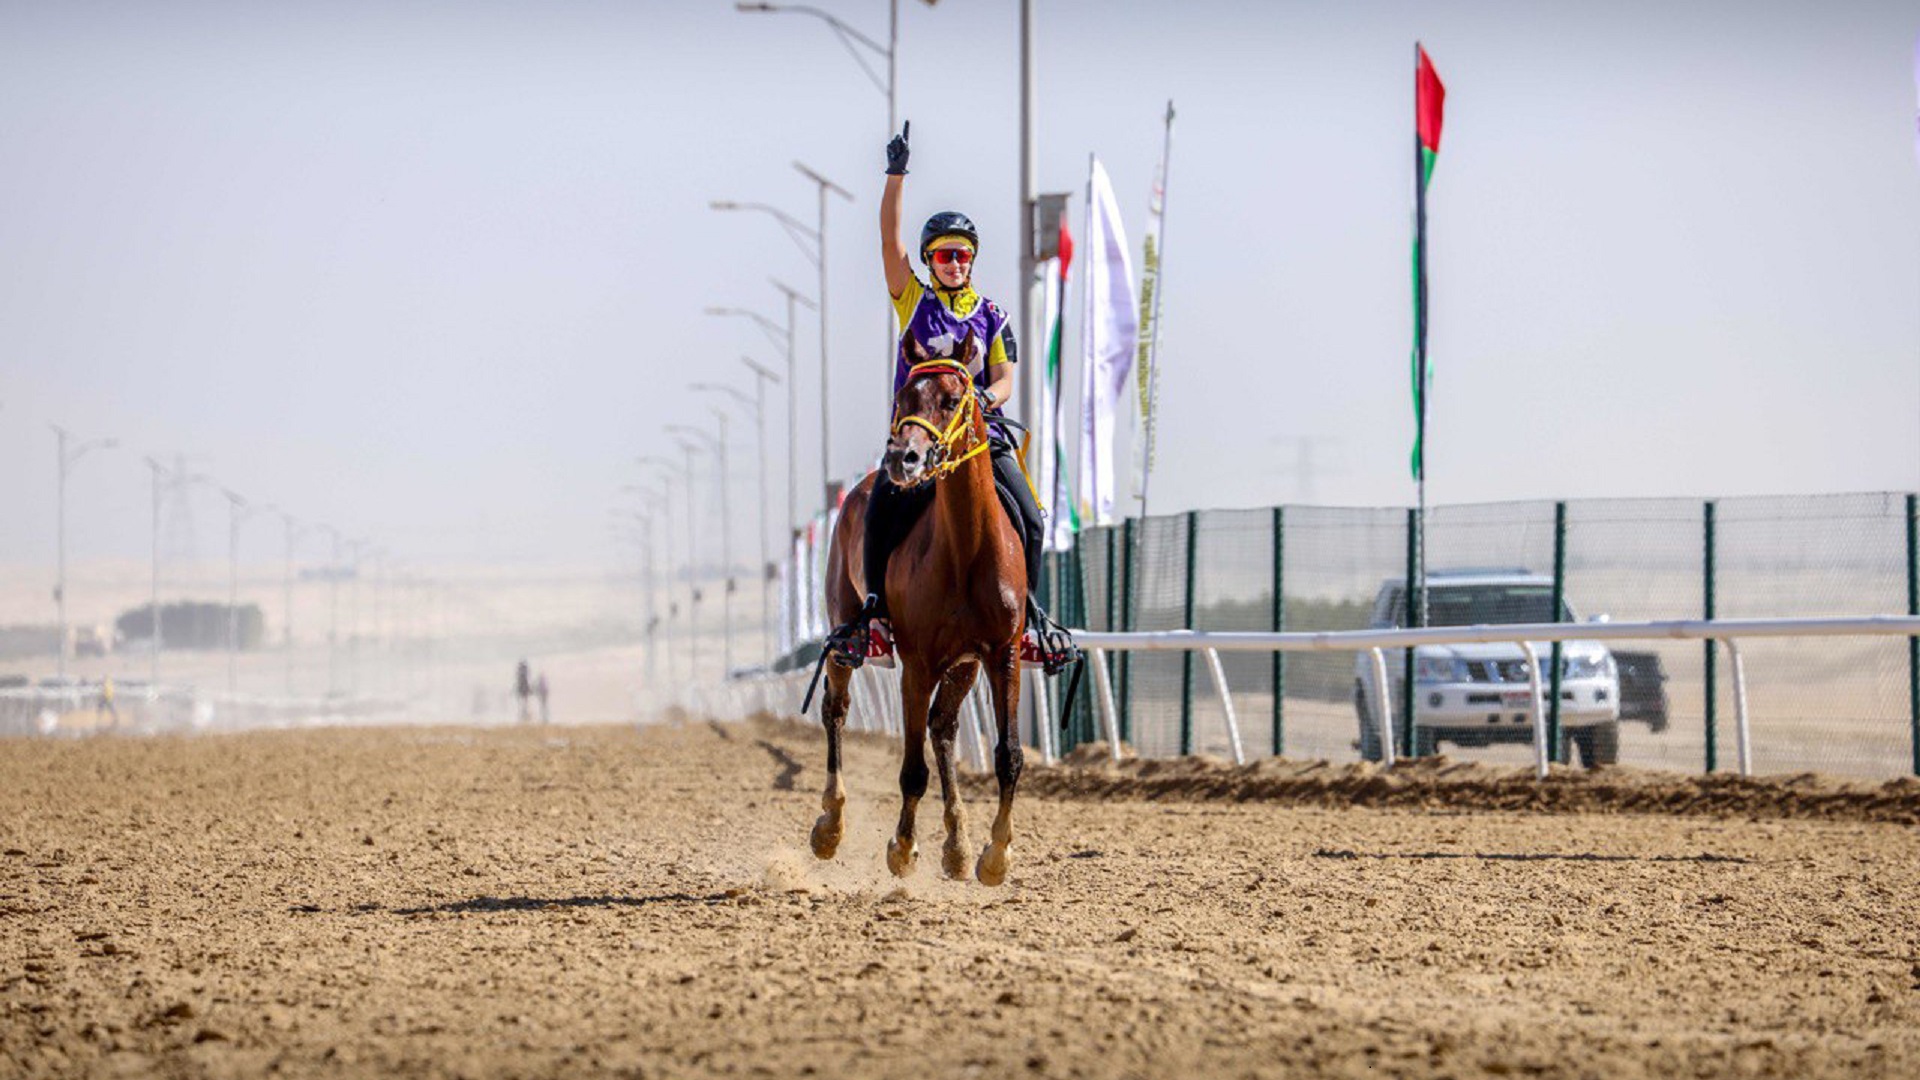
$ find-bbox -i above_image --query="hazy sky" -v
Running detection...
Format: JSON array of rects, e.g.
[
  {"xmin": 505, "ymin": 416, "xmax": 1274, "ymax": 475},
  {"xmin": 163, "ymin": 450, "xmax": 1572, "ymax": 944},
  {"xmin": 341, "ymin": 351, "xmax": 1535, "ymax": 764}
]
[{"xmin": 2, "ymin": 0, "xmax": 1917, "ymax": 578}]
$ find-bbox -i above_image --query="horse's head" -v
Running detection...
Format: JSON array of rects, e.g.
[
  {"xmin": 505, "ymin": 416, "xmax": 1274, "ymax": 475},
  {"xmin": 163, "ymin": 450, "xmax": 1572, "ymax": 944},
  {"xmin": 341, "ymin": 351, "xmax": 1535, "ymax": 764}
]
[{"xmin": 885, "ymin": 332, "xmax": 980, "ymax": 488}]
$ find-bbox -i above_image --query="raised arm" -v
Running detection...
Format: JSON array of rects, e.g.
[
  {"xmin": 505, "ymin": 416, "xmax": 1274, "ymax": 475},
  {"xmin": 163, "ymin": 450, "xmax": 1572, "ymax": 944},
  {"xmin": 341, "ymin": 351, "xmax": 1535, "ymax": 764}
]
[{"xmin": 881, "ymin": 123, "xmax": 912, "ymax": 299}]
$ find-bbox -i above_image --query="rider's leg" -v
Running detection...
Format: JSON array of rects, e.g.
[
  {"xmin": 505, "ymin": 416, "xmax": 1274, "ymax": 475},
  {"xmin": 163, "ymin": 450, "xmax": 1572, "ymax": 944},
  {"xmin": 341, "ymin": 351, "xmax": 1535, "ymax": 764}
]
[
  {"xmin": 862, "ymin": 473, "xmax": 902, "ymax": 618},
  {"xmin": 990, "ymin": 442, "xmax": 1077, "ymax": 673},
  {"xmin": 989, "ymin": 444, "xmax": 1045, "ymax": 609},
  {"xmin": 828, "ymin": 474, "xmax": 900, "ymax": 666}
]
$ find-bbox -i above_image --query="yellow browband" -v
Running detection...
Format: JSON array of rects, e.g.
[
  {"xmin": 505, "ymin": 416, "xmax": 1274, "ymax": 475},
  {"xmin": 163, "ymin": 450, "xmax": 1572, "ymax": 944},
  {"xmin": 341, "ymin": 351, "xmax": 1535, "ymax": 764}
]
[{"xmin": 890, "ymin": 360, "xmax": 989, "ymax": 480}]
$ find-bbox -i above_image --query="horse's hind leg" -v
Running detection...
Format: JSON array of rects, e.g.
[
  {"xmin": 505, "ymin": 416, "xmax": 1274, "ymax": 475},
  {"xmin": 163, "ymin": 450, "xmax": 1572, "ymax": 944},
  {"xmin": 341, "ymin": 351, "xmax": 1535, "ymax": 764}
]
[
  {"xmin": 810, "ymin": 663, "xmax": 854, "ymax": 860},
  {"xmin": 930, "ymin": 662, "xmax": 978, "ymax": 880},
  {"xmin": 978, "ymin": 645, "xmax": 1024, "ymax": 887},
  {"xmin": 886, "ymin": 662, "xmax": 936, "ymax": 877}
]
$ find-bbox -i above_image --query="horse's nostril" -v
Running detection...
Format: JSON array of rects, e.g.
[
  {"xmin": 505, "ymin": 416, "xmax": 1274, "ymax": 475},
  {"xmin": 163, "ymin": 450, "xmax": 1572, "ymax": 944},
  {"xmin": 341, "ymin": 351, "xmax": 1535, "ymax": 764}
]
[{"xmin": 903, "ymin": 450, "xmax": 921, "ymax": 465}]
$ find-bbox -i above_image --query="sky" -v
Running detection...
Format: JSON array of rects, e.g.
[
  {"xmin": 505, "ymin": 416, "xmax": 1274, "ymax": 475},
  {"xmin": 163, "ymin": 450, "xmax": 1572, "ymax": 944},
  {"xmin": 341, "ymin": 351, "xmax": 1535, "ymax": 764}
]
[{"xmin": 1, "ymin": 0, "xmax": 1917, "ymax": 582}]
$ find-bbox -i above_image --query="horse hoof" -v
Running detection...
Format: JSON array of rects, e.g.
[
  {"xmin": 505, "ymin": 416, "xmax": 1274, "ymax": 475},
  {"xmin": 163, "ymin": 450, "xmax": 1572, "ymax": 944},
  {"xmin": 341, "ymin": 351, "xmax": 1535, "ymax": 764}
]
[
  {"xmin": 976, "ymin": 843, "xmax": 1009, "ymax": 887},
  {"xmin": 941, "ymin": 836, "xmax": 971, "ymax": 880},
  {"xmin": 886, "ymin": 838, "xmax": 918, "ymax": 877},
  {"xmin": 810, "ymin": 814, "xmax": 843, "ymax": 860}
]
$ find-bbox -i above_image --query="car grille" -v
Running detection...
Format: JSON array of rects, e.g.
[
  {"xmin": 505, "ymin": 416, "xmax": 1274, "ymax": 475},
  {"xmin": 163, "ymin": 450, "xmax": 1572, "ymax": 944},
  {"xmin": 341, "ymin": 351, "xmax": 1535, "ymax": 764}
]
[{"xmin": 1466, "ymin": 660, "xmax": 1533, "ymax": 683}]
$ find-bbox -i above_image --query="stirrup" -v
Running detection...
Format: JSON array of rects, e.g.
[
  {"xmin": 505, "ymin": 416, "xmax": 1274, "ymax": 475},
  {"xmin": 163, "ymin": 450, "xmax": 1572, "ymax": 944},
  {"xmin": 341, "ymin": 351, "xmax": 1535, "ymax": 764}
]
[
  {"xmin": 825, "ymin": 602, "xmax": 894, "ymax": 670},
  {"xmin": 1020, "ymin": 607, "xmax": 1080, "ymax": 677},
  {"xmin": 824, "ymin": 615, "xmax": 872, "ymax": 669}
]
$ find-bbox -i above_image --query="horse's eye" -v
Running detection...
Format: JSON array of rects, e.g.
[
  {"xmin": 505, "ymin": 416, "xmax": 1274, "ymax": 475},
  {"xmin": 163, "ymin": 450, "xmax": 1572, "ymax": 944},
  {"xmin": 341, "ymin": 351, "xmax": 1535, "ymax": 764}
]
[{"xmin": 942, "ymin": 395, "xmax": 960, "ymax": 410}]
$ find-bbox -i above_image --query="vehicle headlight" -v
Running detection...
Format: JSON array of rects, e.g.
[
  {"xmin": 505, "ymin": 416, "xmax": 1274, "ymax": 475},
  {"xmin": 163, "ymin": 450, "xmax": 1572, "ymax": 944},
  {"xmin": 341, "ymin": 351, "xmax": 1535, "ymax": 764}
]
[
  {"xmin": 1562, "ymin": 654, "xmax": 1609, "ymax": 680},
  {"xmin": 1414, "ymin": 656, "xmax": 1465, "ymax": 681}
]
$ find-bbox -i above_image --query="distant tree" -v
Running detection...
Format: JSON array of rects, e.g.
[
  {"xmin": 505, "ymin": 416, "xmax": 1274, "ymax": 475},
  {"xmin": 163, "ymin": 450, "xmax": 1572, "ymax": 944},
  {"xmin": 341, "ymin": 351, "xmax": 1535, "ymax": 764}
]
[{"xmin": 116, "ymin": 602, "xmax": 266, "ymax": 650}]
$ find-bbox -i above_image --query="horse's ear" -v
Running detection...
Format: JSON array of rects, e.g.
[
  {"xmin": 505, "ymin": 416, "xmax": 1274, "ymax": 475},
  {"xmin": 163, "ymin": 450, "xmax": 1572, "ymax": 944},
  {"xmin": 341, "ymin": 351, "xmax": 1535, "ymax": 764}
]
[
  {"xmin": 960, "ymin": 328, "xmax": 978, "ymax": 365},
  {"xmin": 908, "ymin": 336, "xmax": 930, "ymax": 364}
]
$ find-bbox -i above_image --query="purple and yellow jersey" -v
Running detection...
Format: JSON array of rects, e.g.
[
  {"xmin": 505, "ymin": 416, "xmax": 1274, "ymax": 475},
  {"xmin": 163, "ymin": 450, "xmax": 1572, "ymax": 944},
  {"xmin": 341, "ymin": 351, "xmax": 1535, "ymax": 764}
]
[{"xmin": 890, "ymin": 276, "xmax": 1017, "ymax": 394}]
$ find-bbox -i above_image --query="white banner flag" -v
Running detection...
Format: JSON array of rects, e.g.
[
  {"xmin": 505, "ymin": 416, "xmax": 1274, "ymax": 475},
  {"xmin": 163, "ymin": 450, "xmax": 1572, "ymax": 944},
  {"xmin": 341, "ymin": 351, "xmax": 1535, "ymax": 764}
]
[
  {"xmin": 1132, "ymin": 101, "xmax": 1175, "ymax": 512},
  {"xmin": 1077, "ymin": 157, "xmax": 1138, "ymax": 528}
]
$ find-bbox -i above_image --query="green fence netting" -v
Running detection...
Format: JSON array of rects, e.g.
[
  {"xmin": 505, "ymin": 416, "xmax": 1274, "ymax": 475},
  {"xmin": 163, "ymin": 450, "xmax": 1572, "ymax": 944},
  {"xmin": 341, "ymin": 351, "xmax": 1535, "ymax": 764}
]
[{"xmin": 1053, "ymin": 492, "xmax": 1918, "ymax": 779}]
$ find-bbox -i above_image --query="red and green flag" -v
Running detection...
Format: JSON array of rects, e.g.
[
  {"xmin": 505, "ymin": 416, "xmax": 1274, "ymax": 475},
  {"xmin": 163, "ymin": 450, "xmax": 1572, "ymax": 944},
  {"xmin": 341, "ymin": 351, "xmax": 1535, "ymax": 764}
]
[{"xmin": 1410, "ymin": 43, "xmax": 1446, "ymax": 480}]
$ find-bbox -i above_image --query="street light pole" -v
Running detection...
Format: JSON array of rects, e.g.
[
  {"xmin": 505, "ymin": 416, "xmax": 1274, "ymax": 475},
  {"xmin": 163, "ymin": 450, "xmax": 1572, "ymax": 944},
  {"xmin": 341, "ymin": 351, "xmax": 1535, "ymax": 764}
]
[
  {"xmin": 635, "ymin": 512, "xmax": 657, "ymax": 690},
  {"xmin": 144, "ymin": 457, "xmax": 164, "ymax": 691},
  {"xmin": 766, "ymin": 282, "xmax": 815, "ymax": 532},
  {"xmin": 735, "ymin": 1, "xmax": 922, "ymax": 138},
  {"xmin": 1018, "ymin": 0, "xmax": 1042, "ymax": 446},
  {"xmin": 738, "ymin": 1, "xmax": 939, "ymax": 420},
  {"xmin": 346, "ymin": 539, "xmax": 368, "ymax": 698},
  {"xmin": 704, "ymin": 263, "xmax": 813, "ymax": 534},
  {"xmin": 634, "ymin": 457, "xmax": 678, "ymax": 689},
  {"xmin": 677, "ymin": 441, "xmax": 701, "ymax": 684},
  {"xmin": 318, "ymin": 525, "xmax": 343, "ymax": 699},
  {"xmin": 741, "ymin": 359, "xmax": 781, "ymax": 661},
  {"xmin": 270, "ymin": 511, "xmax": 301, "ymax": 697},
  {"xmin": 220, "ymin": 489, "xmax": 251, "ymax": 697},
  {"xmin": 694, "ymin": 379, "xmax": 770, "ymax": 666},
  {"xmin": 141, "ymin": 456, "xmax": 206, "ymax": 693},
  {"xmin": 794, "ymin": 162, "xmax": 853, "ymax": 508},
  {"xmin": 52, "ymin": 425, "xmax": 116, "ymax": 680},
  {"xmin": 671, "ymin": 422, "xmax": 731, "ymax": 679}
]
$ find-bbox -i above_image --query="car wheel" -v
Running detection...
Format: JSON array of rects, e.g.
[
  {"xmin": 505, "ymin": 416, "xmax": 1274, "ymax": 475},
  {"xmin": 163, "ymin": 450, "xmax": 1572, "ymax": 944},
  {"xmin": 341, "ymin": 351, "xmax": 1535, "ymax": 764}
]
[
  {"xmin": 1572, "ymin": 721, "xmax": 1620, "ymax": 769},
  {"xmin": 1414, "ymin": 727, "xmax": 1440, "ymax": 758}
]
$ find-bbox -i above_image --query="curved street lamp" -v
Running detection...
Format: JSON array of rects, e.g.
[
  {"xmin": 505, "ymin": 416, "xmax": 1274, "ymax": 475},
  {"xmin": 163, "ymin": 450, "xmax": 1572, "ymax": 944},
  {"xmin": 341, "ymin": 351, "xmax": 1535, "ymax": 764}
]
[
  {"xmin": 51, "ymin": 425, "xmax": 117, "ymax": 680},
  {"xmin": 693, "ymin": 381, "xmax": 770, "ymax": 665}
]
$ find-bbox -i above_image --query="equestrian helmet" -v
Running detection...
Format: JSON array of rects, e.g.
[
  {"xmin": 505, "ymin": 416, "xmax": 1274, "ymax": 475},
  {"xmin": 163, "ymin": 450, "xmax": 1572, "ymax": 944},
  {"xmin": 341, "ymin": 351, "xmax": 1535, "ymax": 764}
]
[{"xmin": 919, "ymin": 211, "xmax": 979, "ymax": 262}]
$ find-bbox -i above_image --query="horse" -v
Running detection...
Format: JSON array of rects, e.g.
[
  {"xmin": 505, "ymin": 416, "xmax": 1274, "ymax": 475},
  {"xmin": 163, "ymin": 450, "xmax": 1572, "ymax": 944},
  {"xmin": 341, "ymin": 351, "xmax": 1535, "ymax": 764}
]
[{"xmin": 809, "ymin": 338, "xmax": 1028, "ymax": 886}]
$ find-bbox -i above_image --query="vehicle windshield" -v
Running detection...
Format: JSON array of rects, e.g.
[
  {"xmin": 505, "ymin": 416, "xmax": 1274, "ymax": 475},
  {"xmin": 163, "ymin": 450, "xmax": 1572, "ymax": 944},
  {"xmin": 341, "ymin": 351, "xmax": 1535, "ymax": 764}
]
[{"xmin": 1425, "ymin": 584, "xmax": 1565, "ymax": 627}]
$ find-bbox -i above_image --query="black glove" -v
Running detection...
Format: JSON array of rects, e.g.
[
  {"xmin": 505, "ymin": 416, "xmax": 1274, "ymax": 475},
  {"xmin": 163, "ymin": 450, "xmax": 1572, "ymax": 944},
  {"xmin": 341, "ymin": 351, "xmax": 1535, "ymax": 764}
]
[{"xmin": 885, "ymin": 120, "xmax": 911, "ymax": 175}]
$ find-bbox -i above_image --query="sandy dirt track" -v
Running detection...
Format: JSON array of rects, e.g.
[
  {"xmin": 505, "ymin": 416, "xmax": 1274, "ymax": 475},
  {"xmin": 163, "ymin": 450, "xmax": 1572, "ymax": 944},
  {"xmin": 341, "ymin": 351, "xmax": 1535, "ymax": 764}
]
[{"xmin": 4, "ymin": 719, "xmax": 1920, "ymax": 1079}]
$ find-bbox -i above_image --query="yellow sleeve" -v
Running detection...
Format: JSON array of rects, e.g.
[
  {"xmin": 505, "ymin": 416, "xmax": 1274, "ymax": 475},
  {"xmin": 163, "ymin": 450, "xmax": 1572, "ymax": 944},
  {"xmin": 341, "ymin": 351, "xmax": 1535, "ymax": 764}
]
[
  {"xmin": 986, "ymin": 331, "xmax": 1010, "ymax": 369},
  {"xmin": 890, "ymin": 275, "xmax": 924, "ymax": 328}
]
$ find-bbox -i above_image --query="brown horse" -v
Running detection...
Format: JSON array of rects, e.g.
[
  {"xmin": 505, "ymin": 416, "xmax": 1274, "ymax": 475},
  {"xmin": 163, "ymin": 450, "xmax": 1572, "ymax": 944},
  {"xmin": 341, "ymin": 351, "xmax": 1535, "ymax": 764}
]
[{"xmin": 809, "ymin": 342, "xmax": 1027, "ymax": 885}]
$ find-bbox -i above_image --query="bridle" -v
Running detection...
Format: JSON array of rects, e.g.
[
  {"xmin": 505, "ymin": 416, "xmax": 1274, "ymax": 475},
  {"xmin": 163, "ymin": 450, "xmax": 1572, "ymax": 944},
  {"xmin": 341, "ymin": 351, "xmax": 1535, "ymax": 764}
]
[{"xmin": 889, "ymin": 359, "xmax": 988, "ymax": 483}]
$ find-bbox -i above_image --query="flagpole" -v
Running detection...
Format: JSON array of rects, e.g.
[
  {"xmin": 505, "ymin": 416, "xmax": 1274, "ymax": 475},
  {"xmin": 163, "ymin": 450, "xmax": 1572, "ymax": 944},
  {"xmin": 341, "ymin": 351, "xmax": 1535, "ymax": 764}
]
[
  {"xmin": 1414, "ymin": 43, "xmax": 1428, "ymax": 635},
  {"xmin": 1138, "ymin": 100, "xmax": 1176, "ymax": 520}
]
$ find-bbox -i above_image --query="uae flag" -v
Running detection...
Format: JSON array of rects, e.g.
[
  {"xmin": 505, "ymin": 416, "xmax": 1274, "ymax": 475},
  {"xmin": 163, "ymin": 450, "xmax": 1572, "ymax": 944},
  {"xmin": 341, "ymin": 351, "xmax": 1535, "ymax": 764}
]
[
  {"xmin": 1410, "ymin": 43, "xmax": 1446, "ymax": 481},
  {"xmin": 1038, "ymin": 217, "xmax": 1078, "ymax": 551}
]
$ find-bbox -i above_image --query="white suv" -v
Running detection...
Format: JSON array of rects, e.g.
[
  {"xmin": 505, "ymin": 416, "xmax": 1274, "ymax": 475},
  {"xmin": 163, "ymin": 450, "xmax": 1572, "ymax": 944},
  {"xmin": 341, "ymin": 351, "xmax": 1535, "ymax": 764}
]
[{"xmin": 1352, "ymin": 570, "xmax": 1621, "ymax": 768}]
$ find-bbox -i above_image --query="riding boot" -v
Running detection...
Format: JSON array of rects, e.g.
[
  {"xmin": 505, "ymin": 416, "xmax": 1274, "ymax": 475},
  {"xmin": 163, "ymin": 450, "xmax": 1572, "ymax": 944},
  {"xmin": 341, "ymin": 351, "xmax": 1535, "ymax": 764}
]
[
  {"xmin": 1018, "ymin": 522, "xmax": 1079, "ymax": 677},
  {"xmin": 1025, "ymin": 595, "xmax": 1079, "ymax": 677},
  {"xmin": 825, "ymin": 481, "xmax": 901, "ymax": 668}
]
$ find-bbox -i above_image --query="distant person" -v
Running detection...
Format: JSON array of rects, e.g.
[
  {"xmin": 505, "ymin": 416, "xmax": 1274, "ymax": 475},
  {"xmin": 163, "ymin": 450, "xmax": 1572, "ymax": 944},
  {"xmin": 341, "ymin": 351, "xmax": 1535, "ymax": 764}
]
[
  {"xmin": 536, "ymin": 673, "xmax": 550, "ymax": 724},
  {"xmin": 514, "ymin": 660, "xmax": 532, "ymax": 723},
  {"xmin": 97, "ymin": 675, "xmax": 119, "ymax": 729}
]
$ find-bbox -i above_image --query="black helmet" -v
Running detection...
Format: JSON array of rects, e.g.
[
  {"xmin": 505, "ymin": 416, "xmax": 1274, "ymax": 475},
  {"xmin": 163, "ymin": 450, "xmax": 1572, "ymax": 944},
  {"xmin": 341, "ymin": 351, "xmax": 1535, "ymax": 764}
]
[{"xmin": 919, "ymin": 211, "xmax": 979, "ymax": 262}]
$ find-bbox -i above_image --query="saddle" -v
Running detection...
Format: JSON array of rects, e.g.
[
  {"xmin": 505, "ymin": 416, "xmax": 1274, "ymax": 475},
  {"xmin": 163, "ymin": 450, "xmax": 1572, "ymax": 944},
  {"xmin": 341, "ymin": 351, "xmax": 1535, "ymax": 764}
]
[{"xmin": 828, "ymin": 468, "xmax": 1077, "ymax": 676}]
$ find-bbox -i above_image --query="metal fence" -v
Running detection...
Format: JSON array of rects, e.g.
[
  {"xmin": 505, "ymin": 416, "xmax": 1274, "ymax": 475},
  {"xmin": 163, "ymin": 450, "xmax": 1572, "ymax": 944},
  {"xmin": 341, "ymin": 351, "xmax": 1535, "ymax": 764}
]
[
  {"xmin": 757, "ymin": 491, "xmax": 1918, "ymax": 779},
  {"xmin": 1027, "ymin": 492, "xmax": 1919, "ymax": 780}
]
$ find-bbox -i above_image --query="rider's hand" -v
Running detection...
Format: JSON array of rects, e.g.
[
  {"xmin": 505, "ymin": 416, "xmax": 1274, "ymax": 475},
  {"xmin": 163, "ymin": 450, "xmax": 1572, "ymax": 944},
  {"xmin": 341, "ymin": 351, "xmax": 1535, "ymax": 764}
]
[{"xmin": 885, "ymin": 120, "xmax": 911, "ymax": 175}]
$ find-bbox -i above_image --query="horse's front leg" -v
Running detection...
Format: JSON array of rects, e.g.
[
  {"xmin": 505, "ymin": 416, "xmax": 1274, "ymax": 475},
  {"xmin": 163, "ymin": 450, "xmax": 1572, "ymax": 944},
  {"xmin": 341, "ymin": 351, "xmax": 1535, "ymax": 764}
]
[
  {"xmin": 929, "ymin": 662, "xmax": 978, "ymax": 880},
  {"xmin": 887, "ymin": 662, "xmax": 936, "ymax": 877},
  {"xmin": 978, "ymin": 644, "xmax": 1024, "ymax": 886},
  {"xmin": 809, "ymin": 663, "xmax": 853, "ymax": 860}
]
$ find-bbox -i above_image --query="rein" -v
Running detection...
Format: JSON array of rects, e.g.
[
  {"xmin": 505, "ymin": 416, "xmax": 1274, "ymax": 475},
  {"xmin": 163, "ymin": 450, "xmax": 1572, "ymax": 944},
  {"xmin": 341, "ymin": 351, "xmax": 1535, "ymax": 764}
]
[{"xmin": 890, "ymin": 359, "xmax": 989, "ymax": 481}]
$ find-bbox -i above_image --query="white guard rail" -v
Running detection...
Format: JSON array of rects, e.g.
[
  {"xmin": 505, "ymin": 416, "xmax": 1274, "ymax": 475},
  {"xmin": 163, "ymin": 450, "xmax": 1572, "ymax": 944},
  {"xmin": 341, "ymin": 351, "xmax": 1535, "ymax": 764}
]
[{"xmin": 1069, "ymin": 616, "xmax": 1920, "ymax": 780}]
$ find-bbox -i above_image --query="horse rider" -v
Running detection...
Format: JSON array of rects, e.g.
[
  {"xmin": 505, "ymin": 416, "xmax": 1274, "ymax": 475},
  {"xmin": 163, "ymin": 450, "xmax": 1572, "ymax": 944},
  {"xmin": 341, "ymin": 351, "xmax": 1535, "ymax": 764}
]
[{"xmin": 827, "ymin": 121, "xmax": 1075, "ymax": 675}]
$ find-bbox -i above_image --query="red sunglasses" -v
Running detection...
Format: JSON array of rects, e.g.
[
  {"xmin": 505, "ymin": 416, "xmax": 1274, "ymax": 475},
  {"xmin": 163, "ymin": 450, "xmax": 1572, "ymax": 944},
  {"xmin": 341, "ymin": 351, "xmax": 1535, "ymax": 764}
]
[{"xmin": 929, "ymin": 247, "xmax": 974, "ymax": 266}]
